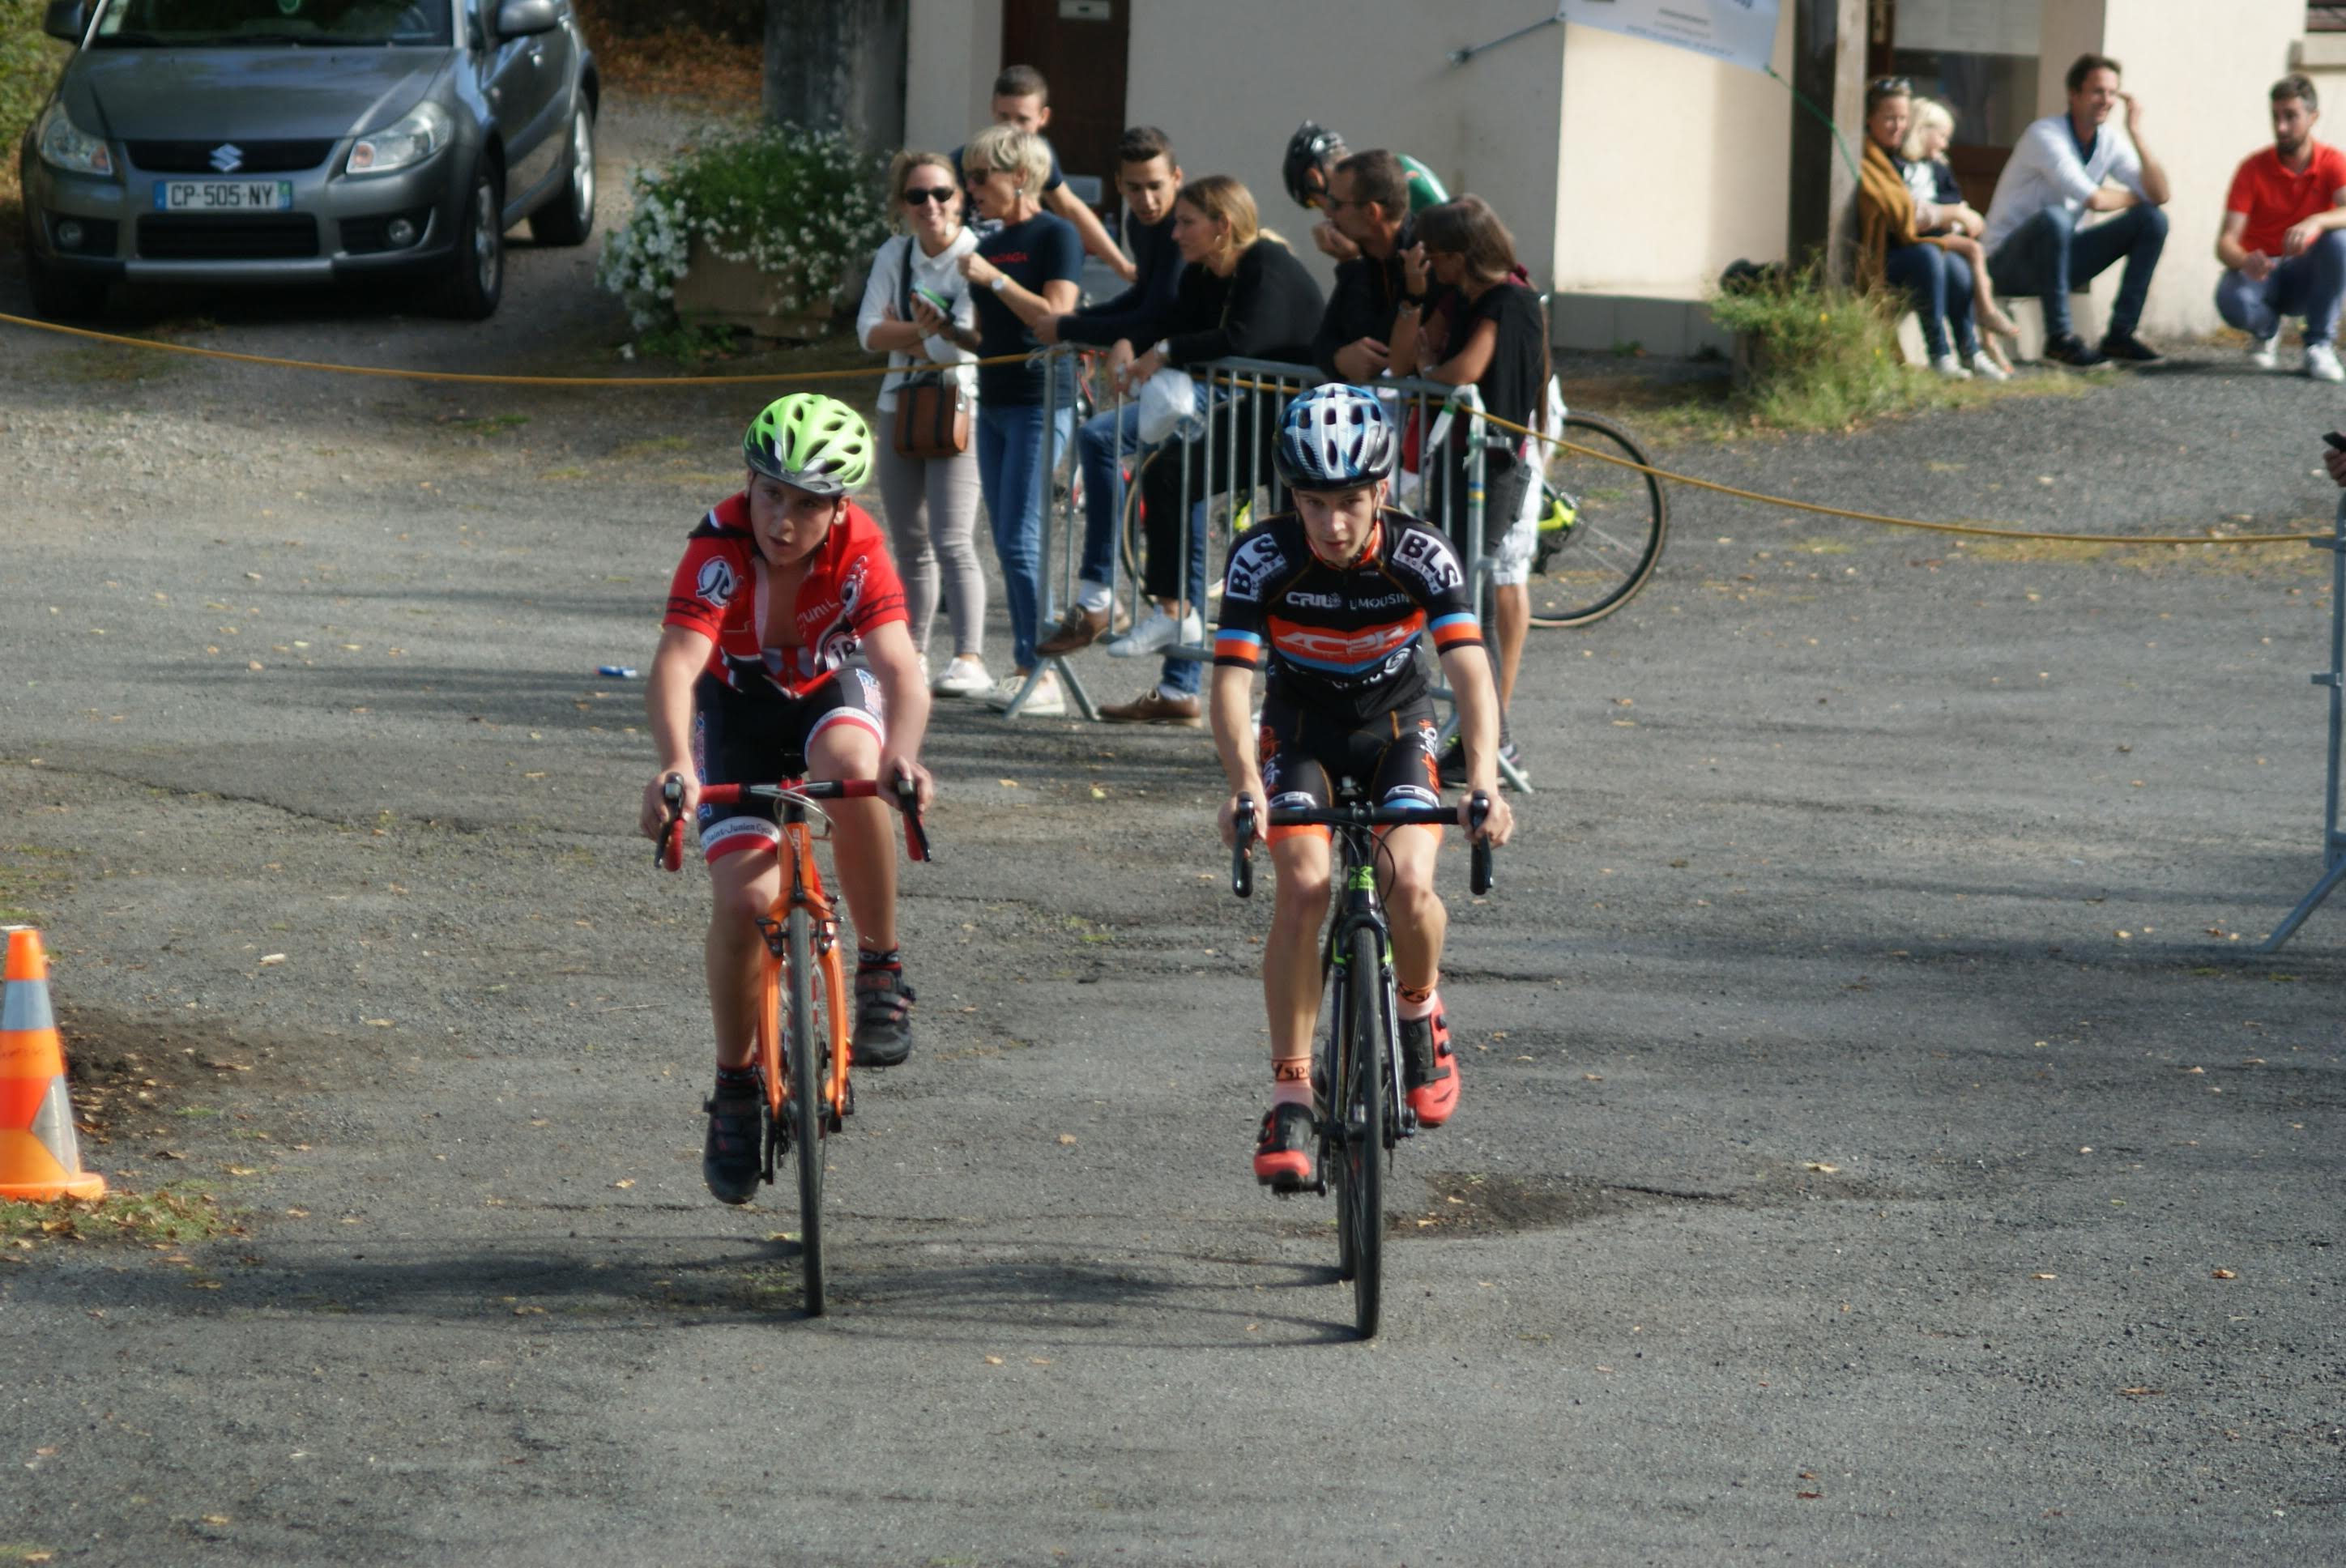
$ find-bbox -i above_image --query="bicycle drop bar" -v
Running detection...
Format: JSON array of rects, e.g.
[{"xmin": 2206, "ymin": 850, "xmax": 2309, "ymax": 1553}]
[
  {"xmin": 1228, "ymin": 794, "xmax": 1496, "ymax": 897},
  {"xmin": 659, "ymin": 777, "xmax": 932, "ymax": 865}
]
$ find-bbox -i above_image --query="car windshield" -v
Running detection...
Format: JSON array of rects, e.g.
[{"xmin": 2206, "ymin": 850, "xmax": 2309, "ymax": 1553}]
[{"xmin": 89, "ymin": 0, "xmax": 451, "ymax": 47}]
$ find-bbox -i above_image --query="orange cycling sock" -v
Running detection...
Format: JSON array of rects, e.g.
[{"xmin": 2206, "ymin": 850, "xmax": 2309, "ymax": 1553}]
[
  {"xmin": 1271, "ymin": 1058, "xmax": 1312, "ymax": 1106},
  {"xmin": 1397, "ymin": 980, "xmax": 1438, "ymax": 1021}
]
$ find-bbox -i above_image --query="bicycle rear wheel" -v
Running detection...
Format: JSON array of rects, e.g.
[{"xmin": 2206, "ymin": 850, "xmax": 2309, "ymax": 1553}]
[
  {"xmin": 785, "ymin": 905, "xmax": 825, "ymax": 1317},
  {"xmin": 1526, "ymin": 412, "xmax": 1669, "ymax": 628},
  {"xmin": 1341, "ymin": 925, "xmax": 1385, "ymax": 1339}
]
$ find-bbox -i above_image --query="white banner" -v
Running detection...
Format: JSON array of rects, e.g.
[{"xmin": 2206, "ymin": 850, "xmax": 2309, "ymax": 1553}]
[{"xmin": 1559, "ymin": 0, "xmax": 1781, "ymax": 75}]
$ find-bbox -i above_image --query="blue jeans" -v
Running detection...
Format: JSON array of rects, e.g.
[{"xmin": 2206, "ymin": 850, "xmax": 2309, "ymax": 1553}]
[
  {"xmin": 1075, "ymin": 402, "xmax": 1142, "ymax": 594},
  {"xmin": 1987, "ymin": 203, "xmax": 2169, "ymax": 341},
  {"xmin": 1883, "ymin": 241, "xmax": 1977, "ymax": 360},
  {"xmin": 2215, "ymin": 228, "xmax": 2346, "ymax": 345},
  {"xmin": 975, "ymin": 401, "xmax": 1074, "ymax": 674}
]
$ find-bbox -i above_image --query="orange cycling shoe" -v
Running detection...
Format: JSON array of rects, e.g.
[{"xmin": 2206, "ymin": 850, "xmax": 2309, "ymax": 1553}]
[
  {"xmin": 1398, "ymin": 1003, "xmax": 1460, "ymax": 1127},
  {"xmin": 1252, "ymin": 1101, "xmax": 1317, "ymax": 1191}
]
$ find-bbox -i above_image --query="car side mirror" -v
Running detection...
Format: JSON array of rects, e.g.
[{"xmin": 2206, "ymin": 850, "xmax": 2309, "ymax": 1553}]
[
  {"xmin": 42, "ymin": 0, "xmax": 86, "ymax": 42},
  {"xmin": 494, "ymin": 0, "xmax": 558, "ymax": 37}
]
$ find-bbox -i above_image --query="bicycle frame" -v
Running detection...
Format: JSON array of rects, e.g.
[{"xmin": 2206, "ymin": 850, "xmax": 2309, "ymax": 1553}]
[
  {"xmin": 754, "ymin": 798, "xmax": 851, "ymax": 1132},
  {"xmin": 1321, "ymin": 831, "xmax": 1410, "ymax": 1161}
]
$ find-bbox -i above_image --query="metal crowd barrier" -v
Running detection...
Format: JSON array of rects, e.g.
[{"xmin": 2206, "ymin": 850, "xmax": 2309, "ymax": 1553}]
[
  {"xmin": 1017, "ymin": 344, "xmax": 1533, "ymax": 793},
  {"xmin": 2260, "ymin": 490, "xmax": 2346, "ymax": 950}
]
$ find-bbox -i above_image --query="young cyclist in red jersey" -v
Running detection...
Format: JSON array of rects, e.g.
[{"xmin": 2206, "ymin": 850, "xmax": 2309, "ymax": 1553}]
[
  {"xmin": 636, "ymin": 394, "xmax": 938, "ymax": 1206},
  {"xmin": 1209, "ymin": 384, "xmax": 1515, "ymax": 1190}
]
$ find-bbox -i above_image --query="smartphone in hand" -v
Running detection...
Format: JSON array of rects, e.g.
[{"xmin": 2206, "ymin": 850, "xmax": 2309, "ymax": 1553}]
[{"xmin": 913, "ymin": 283, "xmax": 956, "ymax": 317}]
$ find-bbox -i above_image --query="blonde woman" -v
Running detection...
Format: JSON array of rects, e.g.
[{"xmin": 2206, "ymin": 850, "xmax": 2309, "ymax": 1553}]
[
  {"xmin": 856, "ymin": 150, "xmax": 991, "ymax": 697},
  {"xmin": 956, "ymin": 121, "xmax": 1083, "ymax": 717},
  {"xmin": 1903, "ymin": 96, "xmax": 2020, "ymax": 364},
  {"xmin": 1099, "ymin": 175, "xmax": 1324, "ymax": 725}
]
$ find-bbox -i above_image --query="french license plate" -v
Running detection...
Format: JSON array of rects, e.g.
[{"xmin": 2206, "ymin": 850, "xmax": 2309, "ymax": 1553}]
[{"xmin": 152, "ymin": 180, "xmax": 294, "ymax": 212}]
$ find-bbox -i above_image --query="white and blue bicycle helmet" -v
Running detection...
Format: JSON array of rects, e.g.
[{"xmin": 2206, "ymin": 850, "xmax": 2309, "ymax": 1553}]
[{"xmin": 1273, "ymin": 382, "xmax": 1397, "ymax": 492}]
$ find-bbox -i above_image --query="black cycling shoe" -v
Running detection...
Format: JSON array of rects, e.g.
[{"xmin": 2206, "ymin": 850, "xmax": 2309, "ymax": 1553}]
[
  {"xmin": 702, "ymin": 1074, "xmax": 765, "ymax": 1205},
  {"xmin": 1252, "ymin": 1100, "xmax": 1318, "ymax": 1191},
  {"xmin": 851, "ymin": 967, "xmax": 916, "ymax": 1068}
]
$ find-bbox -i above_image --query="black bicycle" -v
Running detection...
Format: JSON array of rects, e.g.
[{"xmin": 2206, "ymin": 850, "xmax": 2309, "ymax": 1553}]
[{"xmin": 1230, "ymin": 790, "xmax": 1493, "ymax": 1339}]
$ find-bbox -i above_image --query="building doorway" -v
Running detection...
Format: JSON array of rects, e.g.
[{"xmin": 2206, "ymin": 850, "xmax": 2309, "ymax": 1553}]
[
  {"xmin": 1001, "ymin": 0, "xmax": 1130, "ymax": 223},
  {"xmin": 1868, "ymin": 0, "xmax": 2044, "ymax": 211}
]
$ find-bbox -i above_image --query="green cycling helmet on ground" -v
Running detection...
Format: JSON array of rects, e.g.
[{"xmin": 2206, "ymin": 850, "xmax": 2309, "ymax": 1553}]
[{"xmin": 741, "ymin": 393, "xmax": 873, "ymax": 496}]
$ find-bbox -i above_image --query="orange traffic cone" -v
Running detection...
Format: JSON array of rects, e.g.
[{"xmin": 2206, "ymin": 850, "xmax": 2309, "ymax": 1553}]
[{"xmin": 0, "ymin": 927, "xmax": 106, "ymax": 1202}]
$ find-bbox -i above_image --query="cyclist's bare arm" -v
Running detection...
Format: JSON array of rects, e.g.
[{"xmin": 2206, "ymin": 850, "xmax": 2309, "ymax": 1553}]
[
  {"xmin": 1436, "ymin": 645, "xmax": 1515, "ymax": 846},
  {"xmin": 857, "ymin": 619, "xmax": 937, "ymax": 812},
  {"xmin": 1209, "ymin": 663, "xmax": 1264, "ymax": 847},
  {"xmin": 641, "ymin": 624, "xmax": 714, "ymax": 837}
]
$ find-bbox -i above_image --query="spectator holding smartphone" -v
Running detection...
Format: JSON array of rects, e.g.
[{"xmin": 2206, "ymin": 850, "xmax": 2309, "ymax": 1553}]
[
  {"xmin": 958, "ymin": 123, "xmax": 1083, "ymax": 717},
  {"xmin": 856, "ymin": 150, "xmax": 991, "ymax": 699},
  {"xmin": 2217, "ymin": 74, "xmax": 2346, "ymax": 382}
]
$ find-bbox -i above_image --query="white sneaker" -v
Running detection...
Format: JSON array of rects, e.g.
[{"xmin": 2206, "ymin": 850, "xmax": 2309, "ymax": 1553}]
[
  {"xmin": 1106, "ymin": 606, "xmax": 1203, "ymax": 658},
  {"xmin": 1969, "ymin": 350, "xmax": 2011, "ymax": 383},
  {"xmin": 1930, "ymin": 354, "xmax": 1972, "ymax": 380},
  {"xmin": 931, "ymin": 654, "xmax": 992, "ymax": 698},
  {"xmin": 983, "ymin": 671, "xmax": 1064, "ymax": 717},
  {"xmin": 2307, "ymin": 342, "xmax": 2344, "ymax": 383},
  {"xmin": 2250, "ymin": 334, "xmax": 2281, "ymax": 371}
]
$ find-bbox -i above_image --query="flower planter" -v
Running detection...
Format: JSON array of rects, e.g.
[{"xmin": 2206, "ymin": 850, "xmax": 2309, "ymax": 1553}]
[{"xmin": 669, "ymin": 237, "xmax": 841, "ymax": 343}]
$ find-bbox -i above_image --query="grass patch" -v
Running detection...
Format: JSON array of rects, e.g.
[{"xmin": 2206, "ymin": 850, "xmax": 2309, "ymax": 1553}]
[
  {"xmin": 611, "ymin": 433, "xmax": 694, "ymax": 459},
  {"xmin": 439, "ymin": 413, "xmax": 531, "ymax": 436},
  {"xmin": 0, "ymin": 842, "xmax": 77, "ymax": 925},
  {"xmin": 43, "ymin": 343, "xmax": 186, "ymax": 384},
  {"xmin": 3, "ymin": 1182, "xmax": 236, "ymax": 1246}
]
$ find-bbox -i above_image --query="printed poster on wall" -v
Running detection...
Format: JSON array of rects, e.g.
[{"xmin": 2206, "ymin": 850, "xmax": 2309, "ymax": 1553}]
[{"xmin": 1559, "ymin": 0, "xmax": 1781, "ymax": 75}]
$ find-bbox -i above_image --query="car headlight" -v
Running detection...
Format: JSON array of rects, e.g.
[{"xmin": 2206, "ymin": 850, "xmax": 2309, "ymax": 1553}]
[
  {"xmin": 348, "ymin": 101, "xmax": 452, "ymax": 177},
  {"xmin": 36, "ymin": 102, "xmax": 113, "ymax": 178}
]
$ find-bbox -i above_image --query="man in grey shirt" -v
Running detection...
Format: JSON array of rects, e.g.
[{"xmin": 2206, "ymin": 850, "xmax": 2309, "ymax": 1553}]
[{"xmin": 1982, "ymin": 52, "xmax": 2172, "ymax": 367}]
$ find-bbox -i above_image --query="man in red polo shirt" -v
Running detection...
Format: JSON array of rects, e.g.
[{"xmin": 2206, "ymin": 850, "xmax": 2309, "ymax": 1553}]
[{"xmin": 2218, "ymin": 73, "xmax": 2346, "ymax": 381}]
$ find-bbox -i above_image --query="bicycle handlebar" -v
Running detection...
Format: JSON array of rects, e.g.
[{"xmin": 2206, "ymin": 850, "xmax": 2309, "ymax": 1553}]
[
  {"xmin": 655, "ymin": 774, "xmax": 932, "ymax": 869},
  {"xmin": 1228, "ymin": 792, "xmax": 1495, "ymax": 899}
]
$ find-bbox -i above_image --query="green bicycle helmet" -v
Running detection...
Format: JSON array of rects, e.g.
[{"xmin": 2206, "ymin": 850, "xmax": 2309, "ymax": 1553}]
[{"xmin": 741, "ymin": 393, "xmax": 873, "ymax": 495}]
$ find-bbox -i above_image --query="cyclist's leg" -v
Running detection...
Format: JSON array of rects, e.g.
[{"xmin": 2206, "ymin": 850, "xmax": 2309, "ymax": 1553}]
[
  {"xmin": 799, "ymin": 667, "xmax": 917, "ymax": 1064},
  {"xmin": 693, "ymin": 674, "xmax": 790, "ymax": 1069},
  {"xmin": 1372, "ymin": 705, "xmax": 1461, "ymax": 1123},
  {"xmin": 1259, "ymin": 713, "xmax": 1333, "ymax": 1187}
]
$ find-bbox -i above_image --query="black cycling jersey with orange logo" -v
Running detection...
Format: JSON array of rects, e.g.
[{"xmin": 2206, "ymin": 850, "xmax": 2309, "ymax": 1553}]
[{"xmin": 1214, "ymin": 510, "xmax": 1482, "ymax": 725}]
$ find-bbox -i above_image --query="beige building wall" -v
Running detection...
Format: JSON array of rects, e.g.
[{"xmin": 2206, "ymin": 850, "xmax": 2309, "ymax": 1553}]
[
  {"xmin": 1551, "ymin": 10, "xmax": 1795, "ymax": 298},
  {"xmin": 904, "ymin": 0, "xmax": 1005, "ymax": 158},
  {"xmin": 2035, "ymin": 0, "xmax": 2303, "ymax": 339}
]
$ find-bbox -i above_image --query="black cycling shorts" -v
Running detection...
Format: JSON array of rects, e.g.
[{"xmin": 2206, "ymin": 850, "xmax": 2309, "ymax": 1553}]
[
  {"xmin": 1256, "ymin": 692, "xmax": 1443, "ymax": 843},
  {"xmin": 691, "ymin": 667, "xmax": 886, "ymax": 862}
]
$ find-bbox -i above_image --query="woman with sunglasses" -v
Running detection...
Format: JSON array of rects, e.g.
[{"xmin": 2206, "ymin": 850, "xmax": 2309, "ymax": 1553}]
[
  {"xmin": 1857, "ymin": 76, "xmax": 2002, "ymax": 380},
  {"xmin": 857, "ymin": 150, "xmax": 992, "ymax": 699}
]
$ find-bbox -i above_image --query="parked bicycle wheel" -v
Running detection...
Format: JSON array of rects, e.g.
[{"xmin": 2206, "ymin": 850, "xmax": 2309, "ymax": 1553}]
[
  {"xmin": 1525, "ymin": 411, "xmax": 1668, "ymax": 628},
  {"xmin": 1340, "ymin": 925, "xmax": 1384, "ymax": 1339}
]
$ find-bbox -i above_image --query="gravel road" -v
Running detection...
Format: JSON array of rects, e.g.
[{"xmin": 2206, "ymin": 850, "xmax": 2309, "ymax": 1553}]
[{"xmin": 1, "ymin": 92, "xmax": 2340, "ymax": 1566}]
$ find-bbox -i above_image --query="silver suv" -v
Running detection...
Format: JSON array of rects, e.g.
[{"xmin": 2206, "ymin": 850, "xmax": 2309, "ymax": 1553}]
[{"xmin": 19, "ymin": 0, "xmax": 597, "ymax": 319}]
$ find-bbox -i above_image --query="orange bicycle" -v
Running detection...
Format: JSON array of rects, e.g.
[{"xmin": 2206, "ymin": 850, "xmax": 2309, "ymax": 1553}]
[{"xmin": 656, "ymin": 774, "xmax": 931, "ymax": 1316}]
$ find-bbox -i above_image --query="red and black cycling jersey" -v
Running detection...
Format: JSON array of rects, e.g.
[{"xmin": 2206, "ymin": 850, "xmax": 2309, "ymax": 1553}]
[
  {"xmin": 662, "ymin": 492, "xmax": 910, "ymax": 699},
  {"xmin": 1214, "ymin": 510, "xmax": 1483, "ymax": 725}
]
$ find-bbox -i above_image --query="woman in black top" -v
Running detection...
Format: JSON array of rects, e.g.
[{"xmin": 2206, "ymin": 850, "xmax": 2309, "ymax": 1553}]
[
  {"xmin": 1388, "ymin": 195, "xmax": 1543, "ymax": 778},
  {"xmin": 1100, "ymin": 175, "xmax": 1324, "ymax": 726}
]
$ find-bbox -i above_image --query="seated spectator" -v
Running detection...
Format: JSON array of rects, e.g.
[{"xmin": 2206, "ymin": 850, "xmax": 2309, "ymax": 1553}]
[
  {"xmin": 2216, "ymin": 73, "xmax": 2346, "ymax": 382},
  {"xmin": 1981, "ymin": 52, "xmax": 2170, "ymax": 367},
  {"xmin": 1388, "ymin": 194, "xmax": 1540, "ymax": 781},
  {"xmin": 855, "ymin": 150, "xmax": 991, "ymax": 699},
  {"xmin": 958, "ymin": 123, "xmax": 1083, "ymax": 718},
  {"xmin": 1857, "ymin": 78, "xmax": 1998, "ymax": 380},
  {"xmin": 1902, "ymin": 96, "xmax": 2020, "ymax": 369},
  {"xmin": 1311, "ymin": 149, "xmax": 1420, "ymax": 383},
  {"xmin": 1096, "ymin": 175, "xmax": 1324, "ymax": 726},
  {"xmin": 958, "ymin": 65, "xmax": 1135, "ymax": 282},
  {"xmin": 1034, "ymin": 126, "xmax": 1188, "ymax": 657},
  {"xmin": 1281, "ymin": 121, "xmax": 1448, "ymax": 263}
]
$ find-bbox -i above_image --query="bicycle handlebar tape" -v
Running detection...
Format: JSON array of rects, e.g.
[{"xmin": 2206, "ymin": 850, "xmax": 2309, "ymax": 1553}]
[{"xmin": 0, "ymin": 927, "xmax": 106, "ymax": 1202}]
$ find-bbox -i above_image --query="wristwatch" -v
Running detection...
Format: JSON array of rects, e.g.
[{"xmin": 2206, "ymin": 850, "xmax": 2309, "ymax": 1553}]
[{"xmin": 988, "ymin": 275, "xmax": 1010, "ymax": 293}]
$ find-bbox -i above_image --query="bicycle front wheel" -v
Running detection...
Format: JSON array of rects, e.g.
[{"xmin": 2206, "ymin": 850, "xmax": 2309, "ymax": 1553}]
[
  {"xmin": 785, "ymin": 905, "xmax": 825, "ymax": 1317},
  {"xmin": 1526, "ymin": 412, "xmax": 1669, "ymax": 628},
  {"xmin": 1341, "ymin": 925, "xmax": 1385, "ymax": 1340}
]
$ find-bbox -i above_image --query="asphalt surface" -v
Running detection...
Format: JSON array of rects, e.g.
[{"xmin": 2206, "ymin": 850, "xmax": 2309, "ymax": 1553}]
[{"xmin": 2, "ymin": 94, "xmax": 2341, "ymax": 1566}]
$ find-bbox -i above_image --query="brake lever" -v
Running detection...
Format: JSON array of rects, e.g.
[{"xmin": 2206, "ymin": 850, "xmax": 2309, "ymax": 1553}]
[
  {"xmin": 655, "ymin": 774, "xmax": 685, "ymax": 873},
  {"xmin": 1231, "ymin": 798, "xmax": 1257, "ymax": 899},
  {"xmin": 1467, "ymin": 791, "xmax": 1493, "ymax": 896},
  {"xmin": 895, "ymin": 773, "xmax": 932, "ymax": 863}
]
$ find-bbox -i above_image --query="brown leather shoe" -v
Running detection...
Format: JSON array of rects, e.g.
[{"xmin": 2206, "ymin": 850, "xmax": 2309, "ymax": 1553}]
[
  {"xmin": 1099, "ymin": 688, "xmax": 1202, "ymax": 726},
  {"xmin": 1037, "ymin": 603, "xmax": 1111, "ymax": 657}
]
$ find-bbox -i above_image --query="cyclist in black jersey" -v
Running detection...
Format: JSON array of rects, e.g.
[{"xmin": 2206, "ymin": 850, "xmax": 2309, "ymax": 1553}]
[{"xmin": 1210, "ymin": 384, "xmax": 1515, "ymax": 1189}]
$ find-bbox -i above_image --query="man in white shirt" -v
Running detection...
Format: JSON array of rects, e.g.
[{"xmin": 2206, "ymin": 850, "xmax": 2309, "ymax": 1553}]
[{"xmin": 1982, "ymin": 53, "xmax": 2173, "ymax": 367}]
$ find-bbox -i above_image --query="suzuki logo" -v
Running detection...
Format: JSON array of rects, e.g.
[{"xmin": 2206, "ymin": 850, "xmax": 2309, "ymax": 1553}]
[{"xmin": 209, "ymin": 143, "xmax": 243, "ymax": 173}]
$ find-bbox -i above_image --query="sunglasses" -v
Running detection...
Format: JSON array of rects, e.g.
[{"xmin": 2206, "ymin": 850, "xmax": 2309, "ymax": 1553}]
[{"xmin": 904, "ymin": 187, "xmax": 957, "ymax": 206}]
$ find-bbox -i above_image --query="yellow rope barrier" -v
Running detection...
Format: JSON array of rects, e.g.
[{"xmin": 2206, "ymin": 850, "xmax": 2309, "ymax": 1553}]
[{"xmin": 2, "ymin": 312, "xmax": 2323, "ymax": 548}]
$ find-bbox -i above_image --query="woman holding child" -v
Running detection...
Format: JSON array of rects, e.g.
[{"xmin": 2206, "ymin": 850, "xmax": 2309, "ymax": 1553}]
[{"xmin": 1857, "ymin": 76, "xmax": 2012, "ymax": 381}]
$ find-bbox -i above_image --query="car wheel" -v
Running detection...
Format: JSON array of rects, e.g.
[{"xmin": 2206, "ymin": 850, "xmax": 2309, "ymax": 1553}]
[
  {"xmin": 528, "ymin": 102, "xmax": 595, "ymax": 247},
  {"xmin": 23, "ymin": 221, "xmax": 109, "ymax": 320},
  {"xmin": 441, "ymin": 161, "xmax": 505, "ymax": 320}
]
